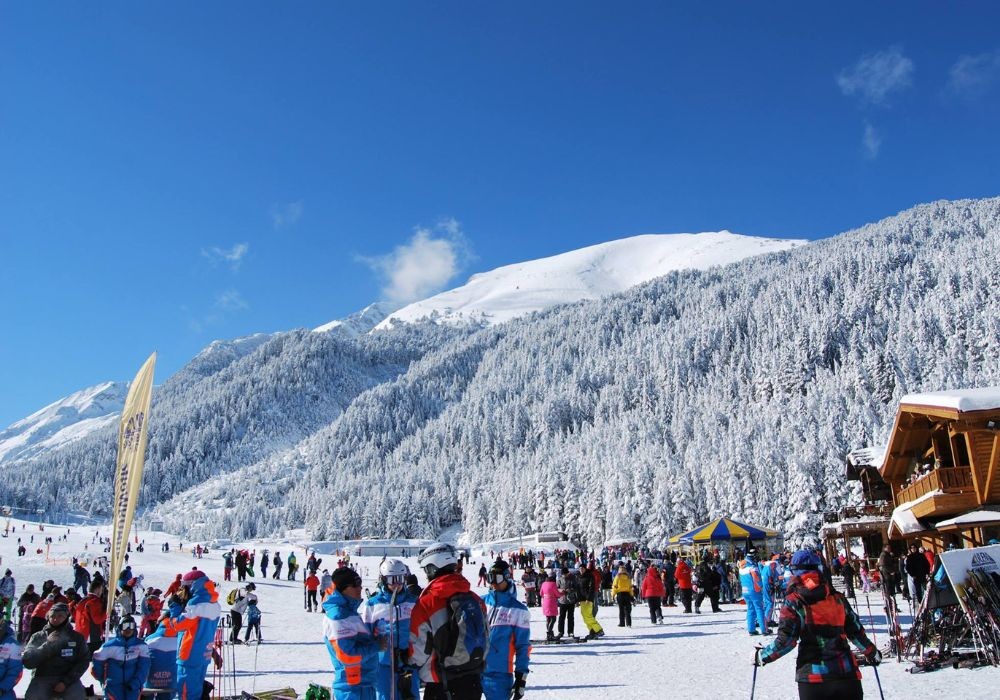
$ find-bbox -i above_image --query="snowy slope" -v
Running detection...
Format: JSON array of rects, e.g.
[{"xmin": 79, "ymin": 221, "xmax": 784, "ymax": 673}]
[
  {"xmin": 376, "ymin": 231, "xmax": 807, "ymax": 328},
  {"xmin": 5, "ymin": 516, "xmax": 1000, "ymax": 699},
  {"xmin": 0, "ymin": 381, "xmax": 128, "ymax": 463}
]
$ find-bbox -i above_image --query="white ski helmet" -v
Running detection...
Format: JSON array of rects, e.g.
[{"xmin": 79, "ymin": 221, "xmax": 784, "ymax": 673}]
[
  {"xmin": 379, "ymin": 558, "xmax": 408, "ymax": 586},
  {"xmin": 417, "ymin": 542, "xmax": 458, "ymax": 580}
]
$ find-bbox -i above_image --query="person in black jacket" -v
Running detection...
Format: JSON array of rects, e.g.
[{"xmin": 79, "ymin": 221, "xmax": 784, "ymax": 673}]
[
  {"xmin": 21, "ymin": 602, "xmax": 91, "ymax": 700},
  {"xmin": 904, "ymin": 544, "xmax": 931, "ymax": 604},
  {"xmin": 694, "ymin": 553, "xmax": 722, "ymax": 613}
]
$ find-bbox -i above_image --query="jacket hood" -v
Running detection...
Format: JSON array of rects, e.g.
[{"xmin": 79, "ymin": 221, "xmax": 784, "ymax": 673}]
[
  {"xmin": 186, "ymin": 575, "xmax": 219, "ymax": 605},
  {"xmin": 323, "ymin": 588, "xmax": 362, "ymax": 615}
]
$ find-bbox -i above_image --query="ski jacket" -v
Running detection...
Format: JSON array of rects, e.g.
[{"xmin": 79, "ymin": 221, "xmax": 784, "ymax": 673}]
[
  {"xmin": 322, "ymin": 589, "xmax": 379, "ymax": 690},
  {"xmin": 760, "ymin": 572, "xmax": 875, "ymax": 683},
  {"xmin": 165, "ymin": 575, "xmax": 182, "ymax": 598},
  {"xmin": 362, "ymin": 586, "xmax": 417, "ymax": 667},
  {"xmin": 520, "ymin": 572, "xmax": 537, "ymax": 591},
  {"xmin": 739, "ymin": 560, "xmax": 764, "ymax": 599},
  {"xmin": 91, "ymin": 632, "xmax": 151, "ymax": 700},
  {"xmin": 321, "ymin": 573, "xmax": 334, "ymax": 594},
  {"xmin": 169, "ymin": 575, "xmax": 221, "ymax": 668},
  {"xmin": 247, "ymin": 603, "xmax": 262, "ymax": 625},
  {"xmin": 640, "ymin": 570, "xmax": 665, "ymax": 599},
  {"xmin": 760, "ymin": 561, "xmax": 778, "ymax": 595},
  {"xmin": 408, "ymin": 572, "xmax": 487, "ymax": 684},
  {"xmin": 539, "ymin": 580, "xmax": 559, "ymax": 617},
  {"xmin": 73, "ymin": 593, "xmax": 107, "ymax": 645},
  {"xmin": 674, "ymin": 560, "xmax": 693, "ymax": 590},
  {"xmin": 576, "ymin": 570, "xmax": 597, "ymax": 600},
  {"xmin": 556, "ymin": 572, "xmax": 578, "ymax": 605},
  {"xmin": 905, "ymin": 552, "xmax": 930, "ymax": 580},
  {"xmin": 305, "ymin": 575, "xmax": 320, "ymax": 592},
  {"xmin": 22, "ymin": 621, "xmax": 90, "ymax": 682},
  {"xmin": 143, "ymin": 622, "xmax": 178, "ymax": 692},
  {"xmin": 483, "ymin": 588, "xmax": 530, "ymax": 677},
  {"xmin": 0, "ymin": 576, "xmax": 14, "ymax": 600},
  {"xmin": 0, "ymin": 626, "xmax": 22, "ymax": 700},
  {"xmin": 611, "ymin": 572, "xmax": 633, "ymax": 598},
  {"xmin": 696, "ymin": 561, "xmax": 720, "ymax": 591}
]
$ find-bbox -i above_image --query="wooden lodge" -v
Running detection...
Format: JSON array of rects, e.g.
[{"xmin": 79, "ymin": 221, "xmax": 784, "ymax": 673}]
[
  {"xmin": 824, "ymin": 387, "xmax": 1000, "ymax": 560},
  {"xmin": 880, "ymin": 388, "xmax": 1000, "ymax": 548}
]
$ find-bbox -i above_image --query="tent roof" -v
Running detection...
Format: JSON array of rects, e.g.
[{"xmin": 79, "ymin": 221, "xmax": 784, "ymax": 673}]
[{"xmin": 668, "ymin": 517, "xmax": 780, "ymax": 544}]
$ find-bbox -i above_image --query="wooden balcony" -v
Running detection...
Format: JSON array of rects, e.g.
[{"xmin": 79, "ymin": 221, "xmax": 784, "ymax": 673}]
[{"xmin": 896, "ymin": 467, "xmax": 978, "ymax": 519}]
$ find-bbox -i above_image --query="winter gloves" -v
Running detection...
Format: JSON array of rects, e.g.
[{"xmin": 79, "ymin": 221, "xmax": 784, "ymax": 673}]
[
  {"xmin": 512, "ymin": 671, "xmax": 527, "ymax": 699},
  {"xmin": 865, "ymin": 648, "xmax": 882, "ymax": 666},
  {"xmin": 753, "ymin": 645, "xmax": 766, "ymax": 667}
]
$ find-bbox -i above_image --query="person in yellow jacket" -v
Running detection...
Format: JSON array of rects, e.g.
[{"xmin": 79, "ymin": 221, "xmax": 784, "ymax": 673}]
[{"xmin": 611, "ymin": 567, "xmax": 634, "ymax": 627}]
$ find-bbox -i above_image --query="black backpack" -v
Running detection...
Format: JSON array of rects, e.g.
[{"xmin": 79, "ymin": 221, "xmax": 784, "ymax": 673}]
[{"xmin": 432, "ymin": 592, "xmax": 487, "ymax": 679}]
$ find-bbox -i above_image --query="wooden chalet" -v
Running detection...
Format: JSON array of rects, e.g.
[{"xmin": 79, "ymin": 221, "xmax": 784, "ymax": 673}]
[
  {"xmin": 878, "ymin": 387, "xmax": 1000, "ymax": 548},
  {"xmin": 821, "ymin": 447, "xmax": 893, "ymax": 565}
]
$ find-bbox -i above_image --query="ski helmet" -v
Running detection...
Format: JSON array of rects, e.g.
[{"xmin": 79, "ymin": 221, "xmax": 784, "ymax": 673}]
[
  {"xmin": 488, "ymin": 559, "xmax": 512, "ymax": 586},
  {"xmin": 789, "ymin": 549, "xmax": 821, "ymax": 574},
  {"xmin": 117, "ymin": 615, "xmax": 138, "ymax": 636},
  {"xmin": 417, "ymin": 543, "xmax": 458, "ymax": 581},
  {"xmin": 379, "ymin": 558, "xmax": 408, "ymax": 587}
]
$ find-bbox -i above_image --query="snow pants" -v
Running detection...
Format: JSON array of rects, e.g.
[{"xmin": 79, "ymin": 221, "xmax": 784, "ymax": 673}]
[
  {"xmin": 616, "ymin": 593, "xmax": 632, "ymax": 627},
  {"xmin": 176, "ymin": 662, "xmax": 209, "ymax": 700},
  {"xmin": 646, "ymin": 596, "xmax": 662, "ymax": 623},
  {"xmin": 795, "ymin": 678, "xmax": 862, "ymax": 700},
  {"xmin": 557, "ymin": 603, "xmax": 575, "ymax": 636},
  {"xmin": 423, "ymin": 675, "xmax": 482, "ymax": 700},
  {"xmin": 745, "ymin": 594, "xmax": 767, "ymax": 634},
  {"xmin": 375, "ymin": 663, "xmax": 418, "ymax": 700},
  {"xmin": 580, "ymin": 601, "xmax": 603, "ymax": 634},
  {"xmin": 762, "ymin": 592, "xmax": 774, "ymax": 622},
  {"xmin": 24, "ymin": 677, "xmax": 86, "ymax": 700},
  {"xmin": 481, "ymin": 672, "xmax": 513, "ymax": 700},
  {"xmin": 332, "ymin": 685, "xmax": 376, "ymax": 700},
  {"xmin": 678, "ymin": 588, "xmax": 693, "ymax": 613}
]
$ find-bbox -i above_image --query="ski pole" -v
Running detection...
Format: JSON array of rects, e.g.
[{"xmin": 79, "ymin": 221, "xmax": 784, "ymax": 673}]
[
  {"xmin": 750, "ymin": 662, "xmax": 758, "ymax": 700},
  {"xmin": 871, "ymin": 661, "xmax": 885, "ymax": 700}
]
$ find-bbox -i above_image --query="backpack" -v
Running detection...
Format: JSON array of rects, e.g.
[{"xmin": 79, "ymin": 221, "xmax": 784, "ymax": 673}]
[
  {"xmin": 226, "ymin": 589, "xmax": 241, "ymax": 606},
  {"xmin": 432, "ymin": 592, "xmax": 487, "ymax": 678}
]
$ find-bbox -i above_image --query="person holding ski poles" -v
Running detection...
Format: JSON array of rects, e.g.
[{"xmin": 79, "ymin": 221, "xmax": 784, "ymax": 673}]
[
  {"xmin": 482, "ymin": 560, "xmax": 530, "ymax": 700},
  {"xmin": 362, "ymin": 559, "xmax": 419, "ymax": 700},
  {"xmin": 323, "ymin": 567, "xmax": 383, "ymax": 700},
  {"xmin": 754, "ymin": 549, "xmax": 880, "ymax": 700}
]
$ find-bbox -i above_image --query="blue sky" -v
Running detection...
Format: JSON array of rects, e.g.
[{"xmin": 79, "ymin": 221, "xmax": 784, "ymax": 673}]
[{"xmin": 2, "ymin": 2, "xmax": 1000, "ymax": 427}]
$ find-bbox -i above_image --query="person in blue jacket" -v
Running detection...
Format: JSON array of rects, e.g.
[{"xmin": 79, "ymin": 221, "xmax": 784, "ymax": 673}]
[
  {"xmin": 143, "ymin": 616, "xmax": 178, "ymax": 700},
  {"xmin": 361, "ymin": 559, "xmax": 419, "ymax": 700},
  {"xmin": 760, "ymin": 556, "xmax": 778, "ymax": 623},
  {"xmin": 323, "ymin": 567, "xmax": 383, "ymax": 700},
  {"xmin": 91, "ymin": 615, "xmax": 151, "ymax": 700},
  {"xmin": 482, "ymin": 560, "xmax": 530, "ymax": 700},
  {"xmin": 169, "ymin": 569, "xmax": 221, "ymax": 700},
  {"xmin": 738, "ymin": 550, "xmax": 769, "ymax": 636},
  {"xmin": 0, "ymin": 618, "xmax": 23, "ymax": 700}
]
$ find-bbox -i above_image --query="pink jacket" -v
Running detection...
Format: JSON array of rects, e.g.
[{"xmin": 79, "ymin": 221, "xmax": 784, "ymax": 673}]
[{"xmin": 540, "ymin": 579, "xmax": 559, "ymax": 617}]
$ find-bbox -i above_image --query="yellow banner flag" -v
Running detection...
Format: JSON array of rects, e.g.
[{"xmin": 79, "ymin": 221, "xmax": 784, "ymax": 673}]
[{"xmin": 107, "ymin": 352, "xmax": 156, "ymax": 625}]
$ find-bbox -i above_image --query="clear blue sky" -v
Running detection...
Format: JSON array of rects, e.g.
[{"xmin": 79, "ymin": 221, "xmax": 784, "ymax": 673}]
[{"xmin": 2, "ymin": 2, "xmax": 999, "ymax": 427}]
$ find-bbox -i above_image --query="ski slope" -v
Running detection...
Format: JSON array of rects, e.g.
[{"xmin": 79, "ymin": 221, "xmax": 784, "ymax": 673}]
[
  {"xmin": 376, "ymin": 232, "xmax": 807, "ymax": 329},
  {"xmin": 2, "ymin": 517, "xmax": 997, "ymax": 699}
]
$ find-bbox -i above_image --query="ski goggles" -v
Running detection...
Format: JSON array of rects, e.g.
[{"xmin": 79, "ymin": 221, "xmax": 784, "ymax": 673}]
[
  {"xmin": 487, "ymin": 571, "xmax": 510, "ymax": 585},
  {"xmin": 384, "ymin": 574, "xmax": 406, "ymax": 587},
  {"xmin": 119, "ymin": 620, "xmax": 137, "ymax": 631}
]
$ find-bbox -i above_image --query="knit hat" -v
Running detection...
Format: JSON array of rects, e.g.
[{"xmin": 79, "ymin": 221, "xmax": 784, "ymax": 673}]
[
  {"xmin": 332, "ymin": 567, "xmax": 362, "ymax": 592},
  {"xmin": 182, "ymin": 569, "xmax": 207, "ymax": 583},
  {"xmin": 48, "ymin": 602, "xmax": 70, "ymax": 616},
  {"xmin": 789, "ymin": 549, "xmax": 821, "ymax": 574}
]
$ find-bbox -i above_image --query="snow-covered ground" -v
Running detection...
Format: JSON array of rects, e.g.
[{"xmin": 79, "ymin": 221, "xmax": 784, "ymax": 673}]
[{"xmin": 2, "ymin": 517, "xmax": 998, "ymax": 699}]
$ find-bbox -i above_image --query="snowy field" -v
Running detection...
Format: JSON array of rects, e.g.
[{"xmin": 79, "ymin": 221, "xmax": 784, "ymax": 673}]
[{"xmin": 3, "ymin": 517, "xmax": 999, "ymax": 699}]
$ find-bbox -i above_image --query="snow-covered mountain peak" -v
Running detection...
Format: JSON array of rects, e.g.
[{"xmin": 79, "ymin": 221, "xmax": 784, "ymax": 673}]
[
  {"xmin": 376, "ymin": 231, "xmax": 807, "ymax": 329},
  {"xmin": 0, "ymin": 381, "xmax": 129, "ymax": 463},
  {"xmin": 314, "ymin": 301, "xmax": 400, "ymax": 335}
]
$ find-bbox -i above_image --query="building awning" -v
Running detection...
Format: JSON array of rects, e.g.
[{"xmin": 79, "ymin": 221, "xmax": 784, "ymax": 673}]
[
  {"xmin": 935, "ymin": 508, "xmax": 1000, "ymax": 532},
  {"xmin": 888, "ymin": 500, "xmax": 935, "ymax": 539}
]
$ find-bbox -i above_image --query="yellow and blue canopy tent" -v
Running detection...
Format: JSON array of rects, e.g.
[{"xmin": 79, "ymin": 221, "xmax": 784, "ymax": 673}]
[{"xmin": 668, "ymin": 517, "xmax": 780, "ymax": 546}]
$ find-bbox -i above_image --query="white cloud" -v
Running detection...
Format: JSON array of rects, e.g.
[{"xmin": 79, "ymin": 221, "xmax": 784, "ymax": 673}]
[
  {"xmin": 948, "ymin": 50, "xmax": 1000, "ymax": 97},
  {"xmin": 837, "ymin": 46, "xmax": 914, "ymax": 105},
  {"xmin": 215, "ymin": 289, "xmax": 249, "ymax": 311},
  {"xmin": 863, "ymin": 122, "xmax": 881, "ymax": 159},
  {"xmin": 271, "ymin": 201, "xmax": 304, "ymax": 229},
  {"xmin": 361, "ymin": 220, "xmax": 473, "ymax": 303},
  {"xmin": 202, "ymin": 243, "xmax": 249, "ymax": 271}
]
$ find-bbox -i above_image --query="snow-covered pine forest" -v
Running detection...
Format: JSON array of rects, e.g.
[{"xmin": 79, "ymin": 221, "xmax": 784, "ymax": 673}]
[{"xmin": 5, "ymin": 197, "xmax": 1000, "ymax": 548}]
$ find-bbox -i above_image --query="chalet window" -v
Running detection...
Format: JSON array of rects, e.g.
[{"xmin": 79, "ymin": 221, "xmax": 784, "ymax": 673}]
[{"xmin": 950, "ymin": 434, "xmax": 971, "ymax": 468}]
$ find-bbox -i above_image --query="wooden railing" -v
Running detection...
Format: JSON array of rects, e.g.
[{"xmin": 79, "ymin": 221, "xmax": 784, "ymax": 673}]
[
  {"xmin": 897, "ymin": 466, "xmax": 975, "ymax": 505},
  {"xmin": 822, "ymin": 504, "xmax": 893, "ymax": 524}
]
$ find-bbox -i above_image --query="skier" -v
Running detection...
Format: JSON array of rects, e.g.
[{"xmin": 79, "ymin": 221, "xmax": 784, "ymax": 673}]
[
  {"xmin": 21, "ymin": 602, "xmax": 91, "ymax": 699},
  {"xmin": 409, "ymin": 542, "xmax": 487, "ymax": 699},
  {"xmin": 273, "ymin": 552, "xmax": 283, "ymax": 580},
  {"xmin": 482, "ymin": 561, "xmax": 530, "ymax": 700},
  {"xmin": 305, "ymin": 571, "xmax": 321, "ymax": 612},
  {"xmin": 0, "ymin": 617, "xmax": 23, "ymax": 700},
  {"xmin": 694, "ymin": 553, "xmax": 723, "ymax": 613},
  {"xmin": 674, "ymin": 557, "xmax": 694, "ymax": 613},
  {"xmin": 760, "ymin": 555, "xmax": 779, "ymax": 622},
  {"xmin": 661, "ymin": 556, "xmax": 676, "ymax": 607},
  {"xmin": 323, "ymin": 567, "xmax": 382, "ymax": 699},
  {"xmin": 576, "ymin": 562, "xmax": 604, "ymax": 638},
  {"xmin": 143, "ymin": 617, "xmax": 178, "ymax": 699},
  {"xmin": 168, "ymin": 569, "xmax": 221, "ymax": 700},
  {"xmin": 287, "ymin": 552, "xmax": 298, "ymax": 581},
  {"xmin": 756, "ymin": 549, "xmax": 879, "ymax": 700},
  {"xmin": 0, "ymin": 571, "xmax": 14, "ymax": 622},
  {"xmin": 611, "ymin": 566, "xmax": 633, "ymax": 628},
  {"xmin": 539, "ymin": 572, "xmax": 559, "ymax": 641},
  {"xmin": 244, "ymin": 597, "xmax": 262, "ymax": 644},
  {"xmin": 72, "ymin": 563, "xmax": 91, "ymax": 597},
  {"xmin": 91, "ymin": 615, "xmax": 151, "ymax": 700},
  {"xmin": 222, "ymin": 550, "xmax": 234, "ymax": 582},
  {"xmin": 555, "ymin": 567, "xmax": 578, "ymax": 639},
  {"xmin": 520, "ymin": 566, "xmax": 539, "ymax": 607},
  {"xmin": 361, "ymin": 558, "xmax": 419, "ymax": 700},
  {"xmin": 230, "ymin": 582, "xmax": 256, "ymax": 643},
  {"xmin": 738, "ymin": 551, "xmax": 769, "ymax": 636},
  {"xmin": 477, "ymin": 564, "xmax": 488, "ymax": 587},
  {"xmin": 640, "ymin": 563, "xmax": 665, "ymax": 624},
  {"xmin": 260, "ymin": 549, "xmax": 270, "ymax": 579},
  {"xmin": 73, "ymin": 580, "xmax": 107, "ymax": 653}
]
